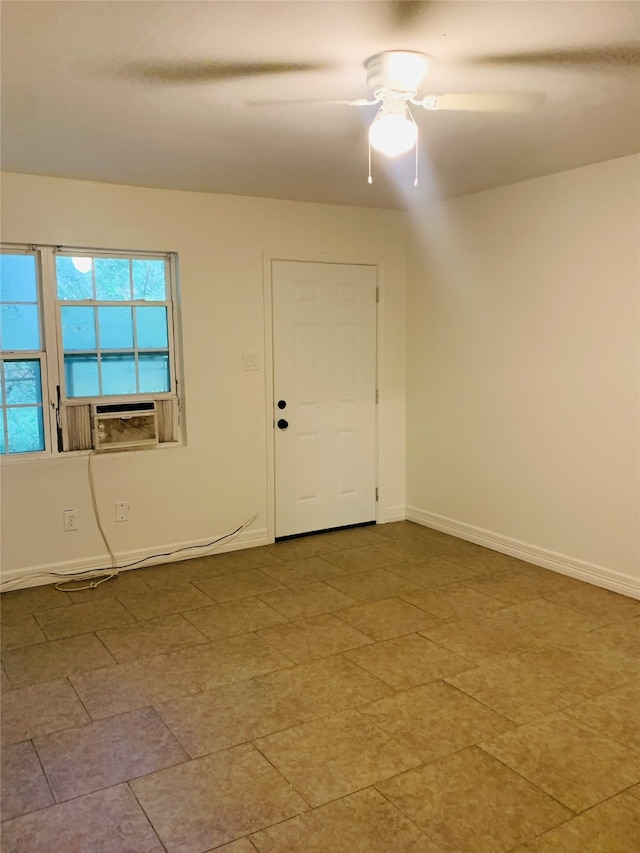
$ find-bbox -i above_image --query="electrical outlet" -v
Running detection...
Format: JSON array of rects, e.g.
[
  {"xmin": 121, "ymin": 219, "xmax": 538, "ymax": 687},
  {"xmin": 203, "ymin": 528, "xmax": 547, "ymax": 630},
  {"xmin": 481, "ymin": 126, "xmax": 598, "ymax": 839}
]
[
  {"xmin": 63, "ymin": 509, "xmax": 78, "ymax": 532},
  {"xmin": 115, "ymin": 501, "xmax": 130, "ymax": 522}
]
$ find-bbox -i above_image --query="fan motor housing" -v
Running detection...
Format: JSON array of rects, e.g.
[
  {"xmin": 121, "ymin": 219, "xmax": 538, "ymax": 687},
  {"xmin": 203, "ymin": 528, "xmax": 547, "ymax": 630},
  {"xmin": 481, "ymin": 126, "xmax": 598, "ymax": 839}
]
[{"xmin": 366, "ymin": 50, "xmax": 428, "ymax": 97}]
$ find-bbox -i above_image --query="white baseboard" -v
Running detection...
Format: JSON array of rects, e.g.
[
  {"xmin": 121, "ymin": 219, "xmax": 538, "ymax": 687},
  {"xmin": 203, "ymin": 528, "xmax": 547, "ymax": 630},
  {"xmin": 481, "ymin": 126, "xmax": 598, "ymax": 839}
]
[
  {"xmin": 380, "ymin": 505, "xmax": 406, "ymax": 524},
  {"xmin": 0, "ymin": 526, "xmax": 269, "ymax": 592},
  {"xmin": 406, "ymin": 505, "xmax": 640, "ymax": 600}
]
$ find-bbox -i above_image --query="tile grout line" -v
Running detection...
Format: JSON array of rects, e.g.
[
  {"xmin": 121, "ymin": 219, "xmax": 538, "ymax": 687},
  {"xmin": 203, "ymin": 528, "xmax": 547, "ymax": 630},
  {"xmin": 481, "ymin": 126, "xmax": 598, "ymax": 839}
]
[
  {"xmin": 373, "ymin": 782, "xmax": 449, "ymax": 850},
  {"xmin": 30, "ymin": 737, "xmax": 58, "ymax": 807},
  {"xmin": 473, "ymin": 739, "xmax": 586, "ymax": 816},
  {"xmin": 125, "ymin": 780, "xmax": 170, "ymax": 853}
]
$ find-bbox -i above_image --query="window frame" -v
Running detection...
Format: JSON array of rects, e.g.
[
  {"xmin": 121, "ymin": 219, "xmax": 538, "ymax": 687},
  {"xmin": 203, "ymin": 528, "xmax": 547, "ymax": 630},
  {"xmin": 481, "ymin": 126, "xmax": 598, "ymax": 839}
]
[
  {"xmin": 0, "ymin": 246, "xmax": 51, "ymax": 457},
  {"xmin": 1, "ymin": 243, "xmax": 182, "ymax": 460},
  {"xmin": 53, "ymin": 249, "xmax": 178, "ymax": 403}
]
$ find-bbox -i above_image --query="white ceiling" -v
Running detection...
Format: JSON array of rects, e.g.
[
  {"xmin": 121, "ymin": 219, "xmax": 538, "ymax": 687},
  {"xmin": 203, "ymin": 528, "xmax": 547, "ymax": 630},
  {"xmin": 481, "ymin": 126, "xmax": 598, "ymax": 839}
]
[{"xmin": 1, "ymin": 1, "xmax": 639, "ymax": 210}]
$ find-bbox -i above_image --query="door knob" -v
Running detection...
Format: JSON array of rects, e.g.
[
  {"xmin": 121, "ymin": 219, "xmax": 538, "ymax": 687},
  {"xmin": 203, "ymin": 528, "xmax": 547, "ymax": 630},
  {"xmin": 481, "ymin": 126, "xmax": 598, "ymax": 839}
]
[{"xmin": 277, "ymin": 418, "xmax": 289, "ymax": 430}]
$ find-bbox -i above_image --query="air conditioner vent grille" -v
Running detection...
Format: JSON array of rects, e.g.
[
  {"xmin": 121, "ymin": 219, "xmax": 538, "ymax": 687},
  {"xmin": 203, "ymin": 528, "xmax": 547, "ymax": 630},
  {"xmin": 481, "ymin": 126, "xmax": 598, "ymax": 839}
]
[
  {"xmin": 61, "ymin": 398, "xmax": 179, "ymax": 452},
  {"xmin": 93, "ymin": 401, "xmax": 156, "ymax": 416}
]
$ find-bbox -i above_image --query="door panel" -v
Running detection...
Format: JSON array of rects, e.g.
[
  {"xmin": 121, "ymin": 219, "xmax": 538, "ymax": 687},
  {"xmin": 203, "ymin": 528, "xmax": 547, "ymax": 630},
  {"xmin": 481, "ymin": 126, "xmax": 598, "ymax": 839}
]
[{"xmin": 273, "ymin": 260, "xmax": 377, "ymax": 537}]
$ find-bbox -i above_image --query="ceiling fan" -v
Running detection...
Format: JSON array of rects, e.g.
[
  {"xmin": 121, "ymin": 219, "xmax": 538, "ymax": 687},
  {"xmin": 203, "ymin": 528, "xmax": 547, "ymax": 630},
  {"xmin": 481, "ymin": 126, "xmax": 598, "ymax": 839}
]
[
  {"xmin": 250, "ymin": 50, "xmax": 543, "ymax": 185},
  {"xmin": 276, "ymin": 51, "xmax": 542, "ymax": 154},
  {"xmin": 121, "ymin": 48, "xmax": 542, "ymax": 183},
  {"xmin": 114, "ymin": 0, "xmax": 638, "ymax": 187}
]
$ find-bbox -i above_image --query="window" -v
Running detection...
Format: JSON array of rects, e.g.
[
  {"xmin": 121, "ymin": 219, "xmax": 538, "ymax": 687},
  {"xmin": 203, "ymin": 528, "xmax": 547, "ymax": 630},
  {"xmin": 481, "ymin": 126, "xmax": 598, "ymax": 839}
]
[
  {"xmin": 0, "ymin": 245, "xmax": 181, "ymax": 457},
  {"xmin": 57, "ymin": 254, "xmax": 172, "ymax": 399},
  {"xmin": 0, "ymin": 251, "xmax": 46, "ymax": 454}
]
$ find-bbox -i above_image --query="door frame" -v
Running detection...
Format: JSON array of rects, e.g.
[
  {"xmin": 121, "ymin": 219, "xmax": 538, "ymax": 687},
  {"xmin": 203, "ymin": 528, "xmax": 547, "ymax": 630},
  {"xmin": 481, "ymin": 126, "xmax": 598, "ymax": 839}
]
[{"xmin": 263, "ymin": 251, "xmax": 385, "ymax": 543}]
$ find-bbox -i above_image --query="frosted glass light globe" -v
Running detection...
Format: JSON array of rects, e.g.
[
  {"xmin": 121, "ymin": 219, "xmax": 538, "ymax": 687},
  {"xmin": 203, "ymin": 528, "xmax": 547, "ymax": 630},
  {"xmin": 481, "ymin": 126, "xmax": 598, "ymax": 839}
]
[{"xmin": 369, "ymin": 114, "xmax": 418, "ymax": 157}]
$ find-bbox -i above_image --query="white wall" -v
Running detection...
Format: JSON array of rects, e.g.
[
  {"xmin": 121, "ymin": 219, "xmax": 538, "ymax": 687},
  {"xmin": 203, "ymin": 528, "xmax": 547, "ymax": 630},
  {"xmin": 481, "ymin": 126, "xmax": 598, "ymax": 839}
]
[
  {"xmin": 0, "ymin": 173, "xmax": 407, "ymax": 581},
  {"xmin": 406, "ymin": 155, "xmax": 640, "ymax": 595}
]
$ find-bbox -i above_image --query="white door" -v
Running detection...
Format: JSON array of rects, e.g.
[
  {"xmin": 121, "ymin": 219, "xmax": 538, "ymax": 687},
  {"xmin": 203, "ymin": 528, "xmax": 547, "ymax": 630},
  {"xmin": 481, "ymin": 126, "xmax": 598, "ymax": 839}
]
[{"xmin": 272, "ymin": 260, "xmax": 377, "ymax": 537}]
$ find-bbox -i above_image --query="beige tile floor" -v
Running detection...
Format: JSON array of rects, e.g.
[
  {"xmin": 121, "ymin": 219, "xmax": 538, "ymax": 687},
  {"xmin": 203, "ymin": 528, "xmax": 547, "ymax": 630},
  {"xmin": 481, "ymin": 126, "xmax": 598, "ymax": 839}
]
[{"xmin": 1, "ymin": 521, "xmax": 640, "ymax": 853}]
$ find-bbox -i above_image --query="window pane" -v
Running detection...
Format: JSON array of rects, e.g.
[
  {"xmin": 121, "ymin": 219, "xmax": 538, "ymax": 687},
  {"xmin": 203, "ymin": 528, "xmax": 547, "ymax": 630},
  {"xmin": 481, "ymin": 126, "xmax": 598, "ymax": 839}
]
[
  {"xmin": 138, "ymin": 352, "xmax": 170, "ymax": 393},
  {"xmin": 1, "ymin": 254, "xmax": 37, "ymax": 302},
  {"xmin": 0, "ymin": 304, "xmax": 40, "ymax": 351},
  {"xmin": 7, "ymin": 406, "xmax": 44, "ymax": 453},
  {"xmin": 136, "ymin": 307, "xmax": 168, "ymax": 348},
  {"xmin": 0, "ymin": 420, "xmax": 5, "ymax": 454},
  {"xmin": 56, "ymin": 256, "xmax": 93, "ymax": 300},
  {"xmin": 64, "ymin": 354, "xmax": 99, "ymax": 397},
  {"xmin": 95, "ymin": 258, "xmax": 131, "ymax": 301},
  {"xmin": 102, "ymin": 354, "xmax": 137, "ymax": 395},
  {"xmin": 4, "ymin": 360, "xmax": 42, "ymax": 404},
  {"xmin": 133, "ymin": 259, "xmax": 166, "ymax": 301},
  {"xmin": 98, "ymin": 306, "xmax": 133, "ymax": 349},
  {"xmin": 61, "ymin": 306, "xmax": 96, "ymax": 350}
]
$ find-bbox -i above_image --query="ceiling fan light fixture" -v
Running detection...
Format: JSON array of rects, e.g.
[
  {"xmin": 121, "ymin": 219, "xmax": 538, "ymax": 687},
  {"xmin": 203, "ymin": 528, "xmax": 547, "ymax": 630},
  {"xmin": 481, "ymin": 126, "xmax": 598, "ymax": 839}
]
[
  {"xmin": 369, "ymin": 111, "xmax": 417, "ymax": 157},
  {"xmin": 366, "ymin": 50, "xmax": 428, "ymax": 95},
  {"xmin": 386, "ymin": 51, "xmax": 428, "ymax": 91}
]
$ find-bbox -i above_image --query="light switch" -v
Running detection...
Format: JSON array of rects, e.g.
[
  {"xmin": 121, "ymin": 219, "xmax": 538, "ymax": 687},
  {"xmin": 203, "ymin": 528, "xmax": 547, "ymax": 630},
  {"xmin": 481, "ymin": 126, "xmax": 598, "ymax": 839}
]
[{"xmin": 243, "ymin": 352, "xmax": 260, "ymax": 371}]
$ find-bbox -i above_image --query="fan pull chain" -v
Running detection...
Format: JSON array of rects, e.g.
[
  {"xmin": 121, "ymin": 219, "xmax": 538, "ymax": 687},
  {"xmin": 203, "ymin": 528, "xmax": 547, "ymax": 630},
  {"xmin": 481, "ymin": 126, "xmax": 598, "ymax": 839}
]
[
  {"xmin": 368, "ymin": 140, "xmax": 373, "ymax": 184},
  {"xmin": 407, "ymin": 104, "xmax": 419, "ymax": 187}
]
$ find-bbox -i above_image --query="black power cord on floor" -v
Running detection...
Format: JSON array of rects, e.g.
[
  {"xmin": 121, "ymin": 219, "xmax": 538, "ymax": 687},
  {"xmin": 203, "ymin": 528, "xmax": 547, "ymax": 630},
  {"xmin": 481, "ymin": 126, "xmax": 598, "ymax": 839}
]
[{"xmin": 1, "ymin": 513, "xmax": 259, "ymax": 593}]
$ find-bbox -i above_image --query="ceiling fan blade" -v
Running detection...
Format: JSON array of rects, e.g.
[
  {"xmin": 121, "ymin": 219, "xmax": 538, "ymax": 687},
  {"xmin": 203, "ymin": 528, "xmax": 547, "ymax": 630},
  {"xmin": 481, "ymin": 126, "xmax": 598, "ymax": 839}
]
[
  {"xmin": 117, "ymin": 60, "xmax": 328, "ymax": 85},
  {"xmin": 387, "ymin": 1, "xmax": 429, "ymax": 28},
  {"xmin": 471, "ymin": 44, "xmax": 640, "ymax": 68},
  {"xmin": 248, "ymin": 98, "xmax": 375, "ymax": 107},
  {"xmin": 419, "ymin": 92, "xmax": 544, "ymax": 112}
]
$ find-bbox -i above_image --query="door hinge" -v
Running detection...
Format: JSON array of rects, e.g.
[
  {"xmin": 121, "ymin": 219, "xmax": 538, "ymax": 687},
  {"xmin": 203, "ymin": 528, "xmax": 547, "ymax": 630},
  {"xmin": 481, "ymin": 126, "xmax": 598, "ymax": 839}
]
[
  {"xmin": 375, "ymin": 389, "xmax": 379, "ymax": 404},
  {"xmin": 376, "ymin": 287, "xmax": 380, "ymax": 303},
  {"xmin": 375, "ymin": 487, "xmax": 379, "ymax": 502}
]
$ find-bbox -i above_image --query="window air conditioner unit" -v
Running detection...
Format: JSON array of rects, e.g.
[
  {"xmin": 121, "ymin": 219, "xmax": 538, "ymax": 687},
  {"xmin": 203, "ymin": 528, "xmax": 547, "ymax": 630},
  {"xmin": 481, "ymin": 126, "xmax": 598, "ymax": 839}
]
[{"xmin": 91, "ymin": 401, "xmax": 158, "ymax": 452}]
